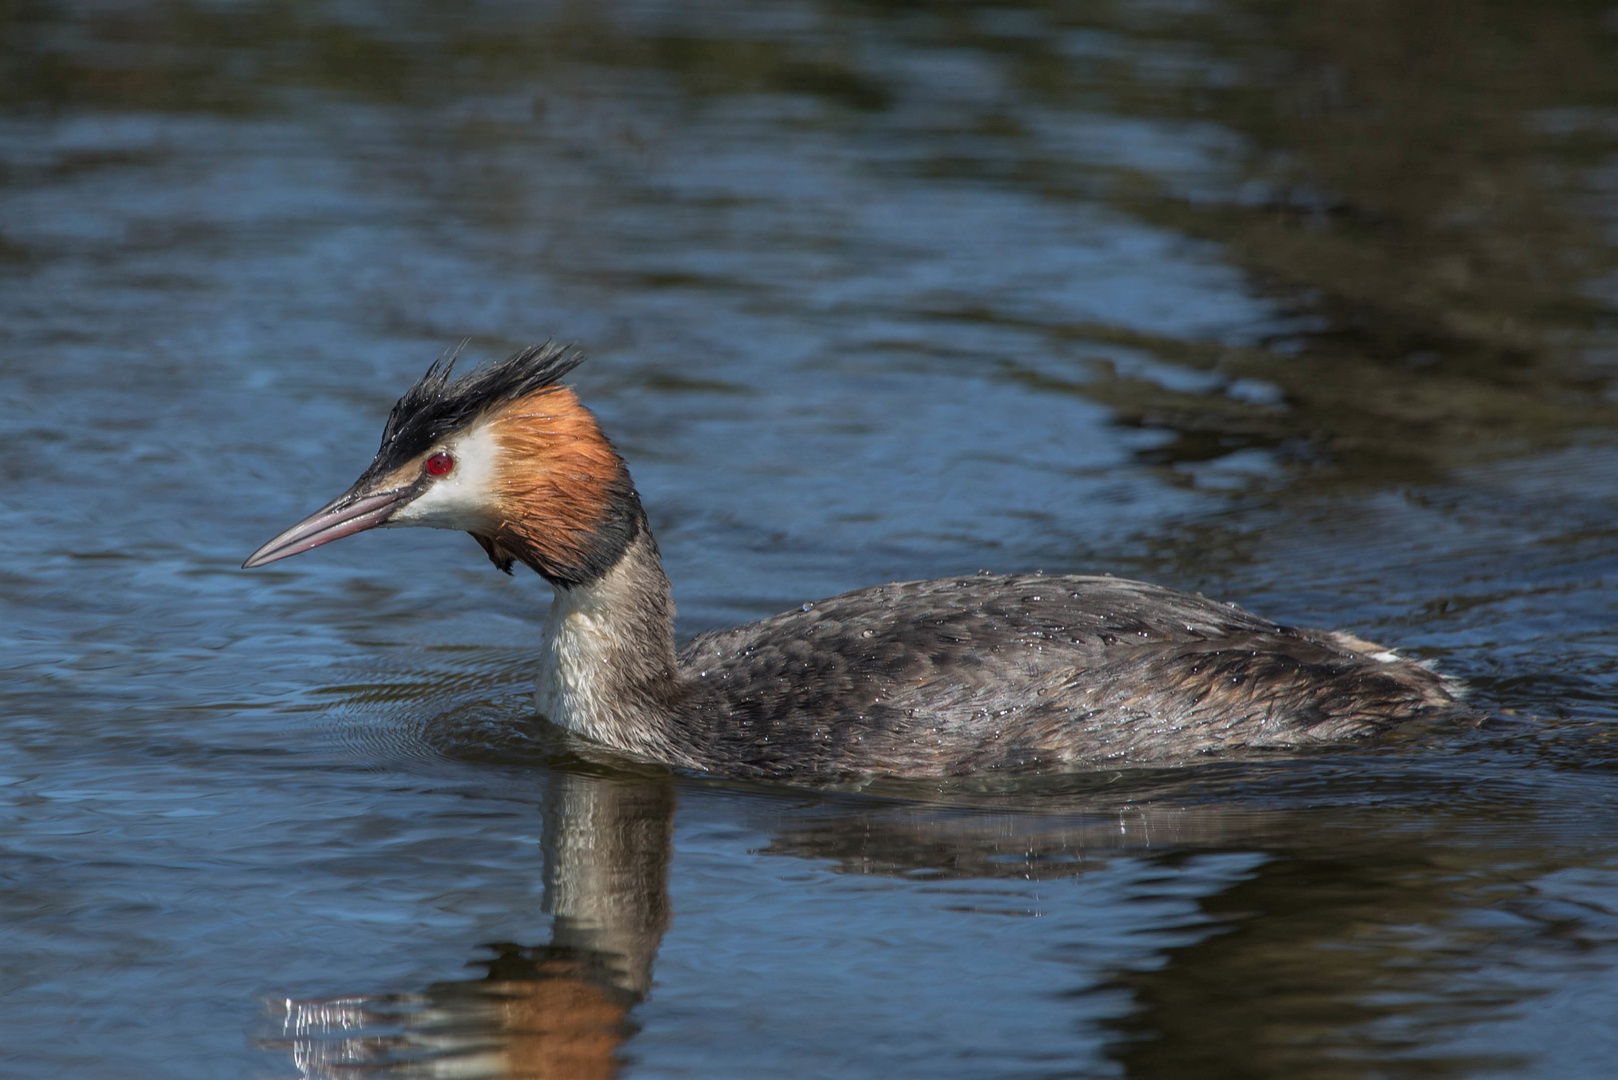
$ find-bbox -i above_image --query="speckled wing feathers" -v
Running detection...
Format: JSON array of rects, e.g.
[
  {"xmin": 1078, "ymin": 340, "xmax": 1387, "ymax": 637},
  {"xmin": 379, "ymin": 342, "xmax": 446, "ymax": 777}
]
[{"xmin": 675, "ymin": 575, "xmax": 1454, "ymax": 778}]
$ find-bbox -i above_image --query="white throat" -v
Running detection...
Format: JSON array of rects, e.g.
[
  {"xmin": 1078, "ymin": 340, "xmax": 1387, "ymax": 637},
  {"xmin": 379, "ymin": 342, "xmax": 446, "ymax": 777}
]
[
  {"xmin": 535, "ymin": 573, "xmax": 632, "ymax": 740},
  {"xmin": 532, "ymin": 531, "xmax": 686, "ymax": 764}
]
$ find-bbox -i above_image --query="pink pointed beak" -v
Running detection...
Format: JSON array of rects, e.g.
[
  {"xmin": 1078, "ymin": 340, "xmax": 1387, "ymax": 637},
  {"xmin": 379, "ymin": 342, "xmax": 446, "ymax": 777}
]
[{"xmin": 242, "ymin": 486, "xmax": 414, "ymax": 568}]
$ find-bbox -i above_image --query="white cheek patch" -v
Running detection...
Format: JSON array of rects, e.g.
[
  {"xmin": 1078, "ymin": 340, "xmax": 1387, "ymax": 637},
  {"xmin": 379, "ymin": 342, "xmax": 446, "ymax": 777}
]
[{"xmin": 386, "ymin": 424, "xmax": 501, "ymax": 531}]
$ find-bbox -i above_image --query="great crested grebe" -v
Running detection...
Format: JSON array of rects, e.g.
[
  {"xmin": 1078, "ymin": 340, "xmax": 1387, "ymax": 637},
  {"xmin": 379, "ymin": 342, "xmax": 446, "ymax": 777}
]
[{"xmin": 245, "ymin": 345, "xmax": 1458, "ymax": 778}]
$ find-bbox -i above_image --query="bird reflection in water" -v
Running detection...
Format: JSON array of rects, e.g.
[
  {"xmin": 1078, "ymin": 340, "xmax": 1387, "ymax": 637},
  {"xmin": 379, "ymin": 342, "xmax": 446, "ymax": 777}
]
[
  {"xmin": 259, "ymin": 751, "xmax": 1554, "ymax": 1080},
  {"xmin": 261, "ymin": 771, "xmax": 672, "ymax": 1080}
]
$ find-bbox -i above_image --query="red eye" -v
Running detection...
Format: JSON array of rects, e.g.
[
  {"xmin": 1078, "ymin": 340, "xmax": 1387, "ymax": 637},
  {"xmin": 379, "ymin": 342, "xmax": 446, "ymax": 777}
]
[{"xmin": 425, "ymin": 452, "xmax": 454, "ymax": 477}]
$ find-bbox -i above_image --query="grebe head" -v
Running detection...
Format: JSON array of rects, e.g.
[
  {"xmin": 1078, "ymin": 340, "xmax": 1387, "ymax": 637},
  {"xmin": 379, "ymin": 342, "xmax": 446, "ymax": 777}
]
[{"xmin": 243, "ymin": 344, "xmax": 643, "ymax": 587}]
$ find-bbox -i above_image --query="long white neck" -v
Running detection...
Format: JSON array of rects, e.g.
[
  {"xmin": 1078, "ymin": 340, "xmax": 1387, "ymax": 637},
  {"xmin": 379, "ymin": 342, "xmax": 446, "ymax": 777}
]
[{"xmin": 534, "ymin": 527, "xmax": 691, "ymax": 763}]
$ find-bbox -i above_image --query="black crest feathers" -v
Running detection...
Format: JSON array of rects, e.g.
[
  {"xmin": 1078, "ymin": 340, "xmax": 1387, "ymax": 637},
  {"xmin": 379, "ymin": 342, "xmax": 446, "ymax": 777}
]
[{"xmin": 372, "ymin": 343, "xmax": 585, "ymax": 474}]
